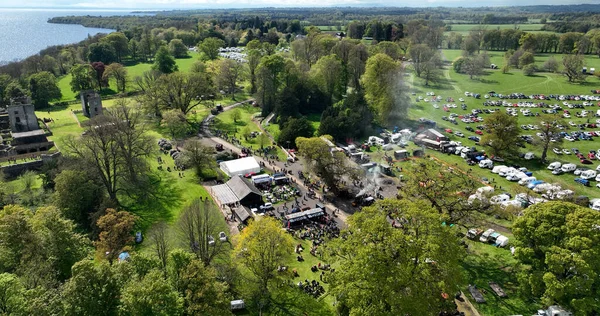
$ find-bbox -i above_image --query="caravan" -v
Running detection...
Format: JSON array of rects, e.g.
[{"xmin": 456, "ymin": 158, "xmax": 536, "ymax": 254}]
[
  {"xmin": 478, "ymin": 159, "xmax": 493, "ymax": 169},
  {"xmin": 518, "ymin": 176, "xmax": 536, "ymax": 186},
  {"xmin": 561, "ymin": 163, "xmax": 577, "ymax": 173}
]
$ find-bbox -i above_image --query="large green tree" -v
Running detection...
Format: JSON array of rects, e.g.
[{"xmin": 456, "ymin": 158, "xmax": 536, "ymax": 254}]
[
  {"xmin": 310, "ymin": 54, "xmax": 344, "ymax": 106},
  {"xmin": 88, "ymin": 42, "xmax": 117, "ymax": 64},
  {"xmin": 326, "ymin": 199, "xmax": 463, "ymax": 315},
  {"xmin": 153, "ymin": 46, "xmax": 178, "ymax": 74},
  {"xmin": 233, "ymin": 217, "xmax": 293, "ymax": 310},
  {"xmin": 69, "ymin": 63, "xmax": 96, "ymax": 93},
  {"xmin": 513, "ymin": 202, "xmax": 600, "ymax": 314},
  {"xmin": 296, "ymin": 136, "xmax": 361, "ymax": 194},
  {"xmin": 53, "ymin": 169, "xmax": 104, "ymax": 229},
  {"xmin": 480, "ymin": 110, "xmax": 521, "ymax": 159},
  {"xmin": 102, "ymin": 32, "xmax": 130, "ymax": 63},
  {"xmin": 28, "ymin": 71, "xmax": 62, "ymax": 108},
  {"xmin": 120, "ymin": 269, "xmax": 184, "ymax": 315},
  {"xmin": 198, "ymin": 37, "xmax": 225, "ymax": 60},
  {"xmin": 94, "ymin": 208, "xmax": 137, "ymax": 264},
  {"xmin": 277, "ymin": 117, "xmax": 315, "ymax": 148},
  {"xmin": 255, "ymin": 54, "xmax": 285, "ymax": 116},
  {"xmin": 61, "ymin": 260, "xmax": 121, "ymax": 316},
  {"xmin": 362, "ymin": 53, "xmax": 405, "ymax": 125}
]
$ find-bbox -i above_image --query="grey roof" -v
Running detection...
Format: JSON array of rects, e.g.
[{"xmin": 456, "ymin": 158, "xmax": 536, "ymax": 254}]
[
  {"xmin": 12, "ymin": 129, "xmax": 45, "ymax": 138},
  {"xmin": 227, "ymin": 176, "xmax": 261, "ymax": 200},
  {"xmin": 233, "ymin": 206, "xmax": 251, "ymax": 222},
  {"xmin": 212, "ymin": 184, "xmax": 239, "ymax": 205}
]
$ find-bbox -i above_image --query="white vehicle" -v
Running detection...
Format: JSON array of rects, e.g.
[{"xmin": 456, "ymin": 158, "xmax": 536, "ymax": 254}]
[
  {"xmin": 208, "ymin": 235, "xmax": 215, "ymax": 246},
  {"xmin": 581, "ymin": 170, "xmax": 597, "ymax": 180},
  {"xmin": 561, "ymin": 163, "xmax": 577, "ymax": 173},
  {"xmin": 547, "ymin": 162, "xmax": 562, "ymax": 170},
  {"xmin": 518, "ymin": 176, "xmax": 536, "ymax": 186},
  {"xmin": 476, "ymin": 186, "xmax": 495, "ymax": 195},
  {"xmin": 595, "ymin": 164, "xmax": 600, "ymax": 172},
  {"xmin": 492, "ymin": 165, "xmax": 508, "ymax": 174},
  {"xmin": 368, "ymin": 136, "xmax": 385, "ymax": 146},
  {"xmin": 565, "ymin": 136, "xmax": 575, "ymax": 142},
  {"xmin": 479, "ymin": 159, "xmax": 494, "ymax": 169},
  {"xmin": 480, "ymin": 229, "xmax": 495, "ymax": 242},
  {"xmin": 553, "ymin": 148, "xmax": 563, "ymax": 155},
  {"xmin": 524, "ymin": 152, "xmax": 535, "ymax": 160},
  {"xmin": 260, "ymin": 202, "xmax": 273, "ymax": 210},
  {"xmin": 590, "ymin": 199, "xmax": 600, "ymax": 211},
  {"xmin": 219, "ymin": 231, "xmax": 227, "ymax": 242},
  {"xmin": 506, "ymin": 173, "xmax": 525, "ymax": 181},
  {"xmin": 499, "ymin": 167, "xmax": 517, "ymax": 177},
  {"xmin": 534, "ymin": 183, "xmax": 554, "ymax": 193},
  {"xmin": 490, "ymin": 194, "xmax": 511, "ymax": 204},
  {"xmin": 563, "ymin": 149, "xmax": 572, "ymax": 155}
]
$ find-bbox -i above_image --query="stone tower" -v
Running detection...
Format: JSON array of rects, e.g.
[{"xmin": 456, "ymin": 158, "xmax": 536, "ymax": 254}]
[{"xmin": 80, "ymin": 90, "xmax": 103, "ymax": 118}]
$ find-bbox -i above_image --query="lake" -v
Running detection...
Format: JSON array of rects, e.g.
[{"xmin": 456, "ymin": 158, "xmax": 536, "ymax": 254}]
[{"xmin": 0, "ymin": 9, "xmax": 135, "ymax": 64}]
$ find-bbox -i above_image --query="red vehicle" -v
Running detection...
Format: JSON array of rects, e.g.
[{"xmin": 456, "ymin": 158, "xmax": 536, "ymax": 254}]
[
  {"xmin": 589, "ymin": 153, "xmax": 596, "ymax": 160},
  {"xmin": 581, "ymin": 159, "xmax": 593, "ymax": 165},
  {"xmin": 445, "ymin": 128, "xmax": 453, "ymax": 133},
  {"xmin": 576, "ymin": 153, "xmax": 585, "ymax": 159},
  {"xmin": 475, "ymin": 130, "xmax": 483, "ymax": 135}
]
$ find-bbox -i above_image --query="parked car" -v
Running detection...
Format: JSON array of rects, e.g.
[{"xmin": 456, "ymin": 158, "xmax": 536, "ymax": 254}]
[
  {"xmin": 454, "ymin": 131, "xmax": 465, "ymax": 137},
  {"xmin": 468, "ymin": 136, "xmax": 480, "ymax": 142},
  {"xmin": 219, "ymin": 232, "xmax": 227, "ymax": 242},
  {"xmin": 208, "ymin": 235, "xmax": 215, "ymax": 246},
  {"xmin": 475, "ymin": 130, "xmax": 483, "ymax": 135},
  {"xmin": 563, "ymin": 149, "xmax": 572, "ymax": 155},
  {"xmin": 553, "ymin": 148, "xmax": 563, "ymax": 155},
  {"xmin": 575, "ymin": 178, "xmax": 591, "ymax": 186}
]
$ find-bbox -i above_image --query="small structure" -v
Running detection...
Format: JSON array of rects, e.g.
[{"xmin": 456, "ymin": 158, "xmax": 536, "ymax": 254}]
[
  {"xmin": 80, "ymin": 90, "xmax": 103, "ymax": 118},
  {"xmin": 468, "ymin": 285, "xmax": 486, "ymax": 303},
  {"xmin": 8, "ymin": 103, "xmax": 39, "ymax": 132},
  {"xmin": 210, "ymin": 175, "xmax": 263, "ymax": 208},
  {"xmin": 220, "ymin": 157, "xmax": 261, "ymax": 177},
  {"xmin": 488, "ymin": 282, "xmax": 507, "ymax": 298},
  {"xmin": 230, "ymin": 300, "xmax": 245, "ymax": 310}
]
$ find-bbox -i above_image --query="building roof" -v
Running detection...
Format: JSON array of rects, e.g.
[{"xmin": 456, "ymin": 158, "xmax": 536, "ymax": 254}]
[
  {"xmin": 227, "ymin": 176, "xmax": 262, "ymax": 199},
  {"xmin": 233, "ymin": 206, "xmax": 251, "ymax": 222},
  {"xmin": 220, "ymin": 157, "xmax": 261, "ymax": 176},
  {"xmin": 212, "ymin": 184, "xmax": 240, "ymax": 205},
  {"xmin": 12, "ymin": 129, "xmax": 45, "ymax": 138}
]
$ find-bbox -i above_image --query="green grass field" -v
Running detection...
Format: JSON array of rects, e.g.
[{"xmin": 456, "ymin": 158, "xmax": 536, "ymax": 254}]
[
  {"xmin": 446, "ymin": 24, "xmax": 545, "ymax": 35},
  {"xmin": 56, "ymin": 51, "xmax": 201, "ymax": 101},
  {"xmin": 407, "ymin": 51, "xmax": 600, "ymax": 199}
]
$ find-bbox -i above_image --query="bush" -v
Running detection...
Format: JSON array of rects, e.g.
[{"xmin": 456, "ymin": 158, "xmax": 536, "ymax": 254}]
[
  {"xmin": 453, "ymin": 57, "xmax": 466, "ymax": 73},
  {"xmin": 523, "ymin": 64, "xmax": 537, "ymax": 76},
  {"xmin": 543, "ymin": 56, "xmax": 560, "ymax": 73}
]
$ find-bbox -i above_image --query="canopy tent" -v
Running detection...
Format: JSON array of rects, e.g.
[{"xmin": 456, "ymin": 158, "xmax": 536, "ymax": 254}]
[{"xmin": 220, "ymin": 157, "xmax": 261, "ymax": 177}]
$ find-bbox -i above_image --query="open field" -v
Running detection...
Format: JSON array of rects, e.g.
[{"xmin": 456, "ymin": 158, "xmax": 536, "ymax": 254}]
[
  {"xmin": 446, "ymin": 24, "xmax": 546, "ymax": 35},
  {"xmin": 407, "ymin": 52, "xmax": 600, "ymax": 199},
  {"xmin": 56, "ymin": 51, "xmax": 201, "ymax": 101}
]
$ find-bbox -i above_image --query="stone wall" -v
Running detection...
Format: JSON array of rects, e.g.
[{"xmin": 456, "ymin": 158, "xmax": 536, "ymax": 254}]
[{"xmin": 0, "ymin": 152, "xmax": 61, "ymax": 178}]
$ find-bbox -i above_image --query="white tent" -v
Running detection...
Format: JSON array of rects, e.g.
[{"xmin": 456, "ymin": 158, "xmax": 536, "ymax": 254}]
[
  {"xmin": 220, "ymin": 157, "xmax": 261, "ymax": 177},
  {"xmin": 495, "ymin": 235, "xmax": 509, "ymax": 247}
]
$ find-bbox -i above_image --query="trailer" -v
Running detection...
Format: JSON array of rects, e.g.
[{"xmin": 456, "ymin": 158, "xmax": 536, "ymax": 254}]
[
  {"xmin": 488, "ymin": 282, "xmax": 507, "ymax": 298},
  {"xmin": 468, "ymin": 285, "xmax": 486, "ymax": 303}
]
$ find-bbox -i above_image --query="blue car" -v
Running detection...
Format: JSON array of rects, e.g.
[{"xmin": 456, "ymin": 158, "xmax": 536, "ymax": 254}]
[
  {"xmin": 468, "ymin": 136, "xmax": 480, "ymax": 142},
  {"xmin": 575, "ymin": 178, "xmax": 591, "ymax": 186},
  {"xmin": 527, "ymin": 180, "xmax": 545, "ymax": 189}
]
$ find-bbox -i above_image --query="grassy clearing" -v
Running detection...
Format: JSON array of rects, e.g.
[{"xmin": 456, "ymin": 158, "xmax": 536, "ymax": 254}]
[
  {"xmin": 56, "ymin": 51, "xmax": 201, "ymax": 101},
  {"xmin": 460, "ymin": 239, "xmax": 542, "ymax": 316},
  {"xmin": 213, "ymin": 105, "xmax": 287, "ymax": 160},
  {"xmin": 446, "ymin": 24, "xmax": 545, "ymax": 35},
  {"xmin": 408, "ymin": 50, "xmax": 600, "ymax": 199}
]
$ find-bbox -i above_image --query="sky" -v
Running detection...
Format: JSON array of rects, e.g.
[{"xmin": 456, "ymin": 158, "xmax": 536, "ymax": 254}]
[{"xmin": 0, "ymin": 0, "xmax": 598, "ymax": 9}]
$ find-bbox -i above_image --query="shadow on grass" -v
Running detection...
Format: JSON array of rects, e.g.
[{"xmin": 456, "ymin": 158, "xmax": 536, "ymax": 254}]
[
  {"xmin": 122, "ymin": 172, "xmax": 183, "ymax": 230},
  {"xmin": 266, "ymin": 286, "xmax": 333, "ymax": 316}
]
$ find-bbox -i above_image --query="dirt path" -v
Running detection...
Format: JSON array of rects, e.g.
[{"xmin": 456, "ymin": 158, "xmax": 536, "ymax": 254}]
[{"xmin": 455, "ymin": 292, "xmax": 482, "ymax": 316}]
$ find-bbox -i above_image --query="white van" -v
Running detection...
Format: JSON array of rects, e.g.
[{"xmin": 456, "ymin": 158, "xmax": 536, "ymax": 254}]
[
  {"xmin": 524, "ymin": 152, "xmax": 535, "ymax": 160},
  {"xmin": 518, "ymin": 176, "xmax": 537, "ymax": 186},
  {"xmin": 590, "ymin": 199, "xmax": 600, "ymax": 211},
  {"xmin": 479, "ymin": 159, "xmax": 493, "ymax": 169},
  {"xmin": 490, "ymin": 194, "xmax": 510, "ymax": 204},
  {"xmin": 499, "ymin": 167, "xmax": 517, "ymax": 177},
  {"xmin": 476, "ymin": 186, "xmax": 495, "ymax": 195},
  {"xmin": 561, "ymin": 163, "xmax": 577, "ymax": 173},
  {"xmin": 368, "ymin": 136, "xmax": 385, "ymax": 146},
  {"xmin": 382, "ymin": 144, "xmax": 394, "ymax": 151},
  {"xmin": 547, "ymin": 162, "xmax": 562, "ymax": 170},
  {"xmin": 581, "ymin": 170, "xmax": 597, "ymax": 180},
  {"xmin": 492, "ymin": 165, "xmax": 507, "ymax": 174}
]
